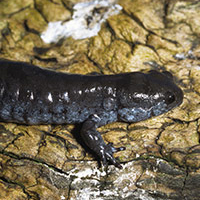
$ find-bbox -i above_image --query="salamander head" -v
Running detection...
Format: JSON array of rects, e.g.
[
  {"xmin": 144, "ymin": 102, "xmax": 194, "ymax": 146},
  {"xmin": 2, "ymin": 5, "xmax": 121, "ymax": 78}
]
[
  {"xmin": 145, "ymin": 70, "xmax": 183, "ymax": 115},
  {"xmin": 118, "ymin": 70, "xmax": 183, "ymax": 122}
]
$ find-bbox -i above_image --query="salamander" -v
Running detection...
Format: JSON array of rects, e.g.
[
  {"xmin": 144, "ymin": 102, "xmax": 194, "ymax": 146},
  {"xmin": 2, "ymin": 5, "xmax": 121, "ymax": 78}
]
[{"xmin": 0, "ymin": 60, "xmax": 183, "ymax": 168}]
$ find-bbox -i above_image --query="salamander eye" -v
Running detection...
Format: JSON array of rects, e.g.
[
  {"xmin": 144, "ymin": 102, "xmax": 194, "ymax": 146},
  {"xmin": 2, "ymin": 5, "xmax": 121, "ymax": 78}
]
[{"xmin": 165, "ymin": 91, "xmax": 176, "ymax": 105}]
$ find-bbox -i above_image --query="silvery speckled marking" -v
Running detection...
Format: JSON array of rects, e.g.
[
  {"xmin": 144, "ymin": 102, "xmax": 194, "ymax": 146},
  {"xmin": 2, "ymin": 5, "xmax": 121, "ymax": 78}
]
[
  {"xmin": 0, "ymin": 60, "xmax": 183, "ymax": 168},
  {"xmin": 41, "ymin": 0, "xmax": 122, "ymax": 43}
]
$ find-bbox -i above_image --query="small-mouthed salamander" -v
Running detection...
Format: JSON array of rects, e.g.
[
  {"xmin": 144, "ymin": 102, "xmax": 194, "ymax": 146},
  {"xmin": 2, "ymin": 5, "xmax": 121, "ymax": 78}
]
[{"xmin": 0, "ymin": 60, "xmax": 183, "ymax": 168}]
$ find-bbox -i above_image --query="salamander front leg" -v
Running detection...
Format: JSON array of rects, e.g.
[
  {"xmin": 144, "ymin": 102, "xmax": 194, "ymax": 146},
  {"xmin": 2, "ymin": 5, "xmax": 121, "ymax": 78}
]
[{"xmin": 81, "ymin": 115, "xmax": 125, "ymax": 168}]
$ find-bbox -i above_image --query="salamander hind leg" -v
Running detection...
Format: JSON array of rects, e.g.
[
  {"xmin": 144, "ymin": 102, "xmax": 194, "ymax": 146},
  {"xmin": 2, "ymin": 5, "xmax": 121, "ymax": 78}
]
[{"xmin": 81, "ymin": 114, "xmax": 125, "ymax": 168}]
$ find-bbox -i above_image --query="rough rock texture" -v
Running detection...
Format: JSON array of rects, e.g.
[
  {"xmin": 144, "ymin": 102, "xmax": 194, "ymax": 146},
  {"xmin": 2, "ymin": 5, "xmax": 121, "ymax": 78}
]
[{"xmin": 0, "ymin": 0, "xmax": 200, "ymax": 199}]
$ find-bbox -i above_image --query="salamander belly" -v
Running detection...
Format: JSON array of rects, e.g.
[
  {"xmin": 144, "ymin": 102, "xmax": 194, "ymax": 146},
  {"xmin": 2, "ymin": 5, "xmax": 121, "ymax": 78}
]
[{"xmin": 0, "ymin": 99, "xmax": 94, "ymax": 125}]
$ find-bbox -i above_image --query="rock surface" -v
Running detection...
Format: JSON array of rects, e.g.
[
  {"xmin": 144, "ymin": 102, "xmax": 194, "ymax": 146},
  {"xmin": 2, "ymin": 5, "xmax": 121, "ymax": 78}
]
[{"xmin": 0, "ymin": 0, "xmax": 200, "ymax": 199}]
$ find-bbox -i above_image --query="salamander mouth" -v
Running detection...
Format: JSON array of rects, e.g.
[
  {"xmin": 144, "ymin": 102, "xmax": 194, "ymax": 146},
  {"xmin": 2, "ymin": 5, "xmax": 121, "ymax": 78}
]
[
  {"xmin": 170, "ymin": 86, "xmax": 184, "ymax": 109},
  {"xmin": 177, "ymin": 87, "xmax": 184, "ymax": 106}
]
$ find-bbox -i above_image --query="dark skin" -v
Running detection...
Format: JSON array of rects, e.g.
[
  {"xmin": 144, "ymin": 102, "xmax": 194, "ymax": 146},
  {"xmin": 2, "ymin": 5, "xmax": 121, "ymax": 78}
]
[{"xmin": 0, "ymin": 60, "xmax": 183, "ymax": 168}]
